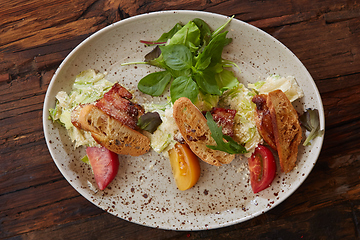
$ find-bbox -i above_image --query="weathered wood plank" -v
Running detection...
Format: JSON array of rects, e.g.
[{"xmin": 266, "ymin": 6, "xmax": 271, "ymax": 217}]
[
  {"xmin": 1, "ymin": 0, "xmax": 360, "ymax": 239},
  {"xmin": 9, "ymin": 201, "xmax": 358, "ymax": 239},
  {"xmin": 0, "ymin": 110, "xmax": 44, "ymax": 147},
  {"xmin": 322, "ymin": 84, "xmax": 360, "ymax": 128},
  {"xmin": 18, "ymin": 213, "xmax": 182, "ymax": 240},
  {"xmin": 0, "ymin": 0, "xmax": 97, "ymax": 46},
  {"xmin": 0, "ymin": 151, "xmax": 61, "ymax": 195},
  {"xmin": 271, "ymin": 18, "xmax": 360, "ymax": 81},
  {"xmin": 0, "ymin": 192, "xmax": 103, "ymax": 238},
  {"xmin": 316, "ymin": 73, "xmax": 360, "ymax": 94}
]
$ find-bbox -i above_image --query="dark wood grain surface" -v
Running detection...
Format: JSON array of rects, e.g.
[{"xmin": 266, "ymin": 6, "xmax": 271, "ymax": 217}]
[{"xmin": 1, "ymin": 0, "xmax": 360, "ymax": 239}]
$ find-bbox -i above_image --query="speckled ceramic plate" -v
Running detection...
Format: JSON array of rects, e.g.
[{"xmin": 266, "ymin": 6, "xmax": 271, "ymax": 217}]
[{"xmin": 43, "ymin": 10, "xmax": 325, "ymax": 230}]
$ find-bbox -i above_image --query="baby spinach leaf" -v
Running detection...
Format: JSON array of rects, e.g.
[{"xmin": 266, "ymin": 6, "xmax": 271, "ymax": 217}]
[
  {"xmin": 138, "ymin": 71, "xmax": 172, "ymax": 96},
  {"xmin": 160, "ymin": 44, "xmax": 193, "ymax": 71},
  {"xmin": 170, "ymin": 76, "xmax": 199, "ymax": 103},
  {"xmin": 205, "ymin": 112, "xmax": 247, "ymax": 154}
]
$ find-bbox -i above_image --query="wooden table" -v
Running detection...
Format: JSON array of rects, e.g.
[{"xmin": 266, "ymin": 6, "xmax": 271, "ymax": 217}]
[{"xmin": 1, "ymin": 0, "xmax": 360, "ymax": 239}]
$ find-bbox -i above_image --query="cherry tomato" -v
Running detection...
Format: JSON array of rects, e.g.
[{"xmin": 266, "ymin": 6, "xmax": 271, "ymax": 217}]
[
  {"xmin": 248, "ymin": 145, "xmax": 276, "ymax": 193},
  {"xmin": 168, "ymin": 143, "xmax": 201, "ymax": 191},
  {"xmin": 86, "ymin": 147, "xmax": 119, "ymax": 190}
]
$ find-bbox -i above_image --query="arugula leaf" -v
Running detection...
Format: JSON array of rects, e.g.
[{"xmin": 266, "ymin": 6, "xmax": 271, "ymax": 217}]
[
  {"xmin": 138, "ymin": 71, "xmax": 172, "ymax": 96},
  {"xmin": 160, "ymin": 44, "xmax": 193, "ymax": 71},
  {"xmin": 205, "ymin": 112, "xmax": 247, "ymax": 154},
  {"xmin": 211, "ymin": 15, "xmax": 234, "ymax": 39},
  {"xmin": 196, "ymin": 31, "xmax": 232, "ymax": 69},
  {"xmin": 170, "ymin": 76, "xmax": 199, "ymax": 103},
  {"xmin": 192, "ymin": 18, "xmax": 212, "ymax": 51}
]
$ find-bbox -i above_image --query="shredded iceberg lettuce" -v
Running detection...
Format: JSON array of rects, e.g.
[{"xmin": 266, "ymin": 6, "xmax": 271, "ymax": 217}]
[
  {"xmin": 48, "ymin": 69, "xmax": 114, "ymax": 148},
  {"xmin": 220, "ymin": 83, "xmax": 263, "ymax": 156},
  {"xmin": 142, "ymin": 99, "xmax": 172, "ymax": 112},
  {"xmin": 194, "ymin": 91, "xmax": 220, "ymax": 112},
  {"xmin": 248, "ymin": 75, "xmax": 304, "ymax": 102},
  {"xmin": 146, "ymin": 106, "xmax": 180, "ymax": 155}
]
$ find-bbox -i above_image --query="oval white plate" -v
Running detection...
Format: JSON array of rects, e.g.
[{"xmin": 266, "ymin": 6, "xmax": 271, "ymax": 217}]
[{"xmin": 43, "ymin": 10, "xmax": 325, "ymax": 230}]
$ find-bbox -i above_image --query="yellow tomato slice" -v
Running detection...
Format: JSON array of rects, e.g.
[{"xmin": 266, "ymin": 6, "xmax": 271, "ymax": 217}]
[{"xmin": 168, "ymin": 143, "xmax": 201, "ymax": 191}]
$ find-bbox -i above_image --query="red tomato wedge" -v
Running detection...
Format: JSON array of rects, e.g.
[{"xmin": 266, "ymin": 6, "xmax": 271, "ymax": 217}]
[
  {"xmin": 168, "ymin": 143, "xmax": 201, "ymax": 191},
  {"xmin": 86, "ymin": 147, "xmax": 119, "ymax": 190},
  {"xmin": 248, "ymin": 145, "xmax": 276, "ymax": 193}
]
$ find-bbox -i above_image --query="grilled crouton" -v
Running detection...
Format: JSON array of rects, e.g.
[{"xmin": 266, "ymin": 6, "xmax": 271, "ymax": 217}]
[
  {"xmin": 173, "ymin": 97, "xmax": 235, "ymax": 166},
  {"xmin": 267, "ymin": 90, "xmax": 302, "ymax": 173},
  {"xmin": 72, "ymin": 104, "xmax": 150, "ymax": 156}
]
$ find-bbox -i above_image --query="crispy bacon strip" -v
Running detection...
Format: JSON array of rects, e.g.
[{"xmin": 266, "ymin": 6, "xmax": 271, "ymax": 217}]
[
  {"xmin": 252, "ymin": 94, "xmax": 276, "ymax": 150},
  {"xmin": 210, "ymin": 107, "xmax": 236, "ymax": 137},
  {"xmin": 104, "ymin": 87, "xmax": 138, "ymax": 117},
  {"xmin": 105, "ymin": 82, "xmax": 133, "ymax": 99},
  {"xmin": 95, "ymin": 83, "xmax": 144, "ymax": 129}
]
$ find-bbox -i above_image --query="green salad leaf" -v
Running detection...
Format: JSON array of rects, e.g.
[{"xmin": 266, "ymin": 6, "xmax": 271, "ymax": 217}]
[
  {"xmin": 156, "ymin": 23, "xmax": 183, "ymax": 43},
  {"xmin": 211, "ymin": 15, "xmax": 234, "ymax": 39},
  {"xmin": 170, "ymin": 76, "xmax": 199, "ymax": 103},
  {"xmin": 193, "ymin": 69, "xmax": 221, "ymax": 95},
  {"xmin": 195, "ymin": 31, "xmax": 232, "ymax": 69},
  {"xmin": 205, "ymin": 112, "xmax": 247, "ymax": 154},
  {"xmin": 138, "ymin": 71, "xmax": 172, "ymax": 96},
  {"xmin": 192, "ymin": 18, "xmax": 212, "ymax": 51},
  {"xmin": 168, "ymin": 21, "xmax": 201, "ymax": 52},
  {"xmin": 160, "ymin": 44, "xmax": 193, "ymax": 71},
  {"xmin": 137, "ymin": 112, "xmax": 163, "ymax": 133},
  {"xmin": 215, "ymin": 68, "xmax": 239, "ymax": 93},
  {"xmin": 124, "ymin": 16, "xmax": 239, "ymax": 104}
]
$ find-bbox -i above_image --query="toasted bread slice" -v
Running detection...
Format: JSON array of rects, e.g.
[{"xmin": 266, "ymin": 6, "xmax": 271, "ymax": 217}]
[
  {"xmin": 173, "ymin": 97, "xmax": 235, "ymax": 166},
  {"xmin": 71, "ymin": 104, "xmax": 150, "ymax": 156},
  {"xmin": 267, "ymin": 90, "xmax": 302, "ymax": 173}
]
